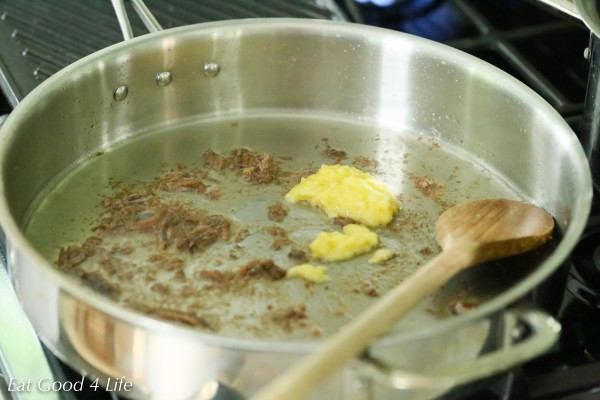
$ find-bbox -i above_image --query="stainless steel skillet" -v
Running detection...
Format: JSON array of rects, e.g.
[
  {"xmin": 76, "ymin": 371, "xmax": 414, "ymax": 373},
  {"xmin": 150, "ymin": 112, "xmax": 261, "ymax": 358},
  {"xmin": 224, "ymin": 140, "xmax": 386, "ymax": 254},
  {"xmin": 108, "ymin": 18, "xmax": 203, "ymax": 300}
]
[{"xmin": 0, "ymin": 2, "xmax": 592, "ymax": 399}]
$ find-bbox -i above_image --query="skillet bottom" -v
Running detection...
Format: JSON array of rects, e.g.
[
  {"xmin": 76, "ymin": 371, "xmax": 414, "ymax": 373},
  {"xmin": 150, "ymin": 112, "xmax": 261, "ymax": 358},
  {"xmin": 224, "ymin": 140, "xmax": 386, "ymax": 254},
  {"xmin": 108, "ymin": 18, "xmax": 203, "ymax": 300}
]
[{"xmin": 24, "ymin": 113, "xmax": 543, "ymax": 341}]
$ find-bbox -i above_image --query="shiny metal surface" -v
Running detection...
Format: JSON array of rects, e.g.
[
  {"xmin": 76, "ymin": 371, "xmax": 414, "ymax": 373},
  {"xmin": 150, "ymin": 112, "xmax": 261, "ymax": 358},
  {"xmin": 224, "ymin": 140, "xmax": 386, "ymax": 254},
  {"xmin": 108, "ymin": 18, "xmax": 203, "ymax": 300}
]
[
  {"xmin": 575, "ymin": 0, "xmax": 600, "ymax": 34},
  {"xmin": 576, "ymin": 0, "xmax": 600, "ymax": 189},
  {"xmin": 0, "ymin": 239, "xmax": 58, "ymax": 399},
  {"xmin": 111, "ymin": 0, "xmax": 163, "ymax": 42},
  {"xmin": 580, "ymin": 33, "xmax": 600, "ymax": 190},
  {"xmin": 0, "ymin": 19, "xmax": 592, "ymax": 399},
  {"xmin": 0, "ymin": 0, "xmax": 345, "ymax": 105},
  {"xmin": 362, "ymin": 308, "xmax": 560, "ymax": 393},
  {"xmin": 111, "ymin": 0, "xmax": 135, "ymax": 41},
  {"xmin": 130, "ymin": 0, "xmax": 162, "ymax": 34},
  {"xmin": 538, "ymin": 0, "xmax": 581, "ymax": 20}
]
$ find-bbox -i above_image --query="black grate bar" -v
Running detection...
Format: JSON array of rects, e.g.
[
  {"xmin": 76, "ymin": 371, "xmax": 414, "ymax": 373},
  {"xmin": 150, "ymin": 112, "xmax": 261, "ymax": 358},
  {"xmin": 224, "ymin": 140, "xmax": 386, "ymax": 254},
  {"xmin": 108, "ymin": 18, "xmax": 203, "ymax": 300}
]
[
  {"xmin": 447, "ymin": 20, "xmax": 578, "ymax": 51},
  {"xmin": 497, "ymin": 40, "xmax": 569, "ymax": 107},
  {"xmin": 450, "ymin": 0, "xmax": 583, "ymax": 116},
  {"xmin": 2, "ymin": 1, "xmax": 123, "ymax": 49}
]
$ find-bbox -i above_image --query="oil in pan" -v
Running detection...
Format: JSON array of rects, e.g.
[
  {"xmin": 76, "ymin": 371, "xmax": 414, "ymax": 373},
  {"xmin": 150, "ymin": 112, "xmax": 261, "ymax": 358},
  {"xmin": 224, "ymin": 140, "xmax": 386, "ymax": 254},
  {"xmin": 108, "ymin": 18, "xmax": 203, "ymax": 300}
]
[{"xmin": 24, "ymin": 113, "xmax": 533, "ymax": 341}]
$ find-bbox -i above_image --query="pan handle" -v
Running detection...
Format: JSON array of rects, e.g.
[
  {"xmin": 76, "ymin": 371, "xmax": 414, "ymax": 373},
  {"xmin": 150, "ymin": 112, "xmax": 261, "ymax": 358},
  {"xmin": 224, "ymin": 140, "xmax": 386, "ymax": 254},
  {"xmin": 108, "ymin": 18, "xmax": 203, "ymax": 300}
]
[
  {"xmin": 110, "ymin": 0, "xmax": 163, "ymax": 41},
  {"xmin": 355, "ymin": 307, "xmax": 560, "ymax": 392}
]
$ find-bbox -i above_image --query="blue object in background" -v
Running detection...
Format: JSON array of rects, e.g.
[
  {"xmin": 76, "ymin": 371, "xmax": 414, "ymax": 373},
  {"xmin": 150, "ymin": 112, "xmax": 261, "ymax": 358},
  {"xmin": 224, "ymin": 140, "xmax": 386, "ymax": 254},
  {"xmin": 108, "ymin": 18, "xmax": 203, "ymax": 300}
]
[
  {"xmin": 353, "ymin": 0, "xmax": 472, "ymax": 42},
  {"xmin": 355, "ymin": 0, "xmax": 398, "ymax": 6}
]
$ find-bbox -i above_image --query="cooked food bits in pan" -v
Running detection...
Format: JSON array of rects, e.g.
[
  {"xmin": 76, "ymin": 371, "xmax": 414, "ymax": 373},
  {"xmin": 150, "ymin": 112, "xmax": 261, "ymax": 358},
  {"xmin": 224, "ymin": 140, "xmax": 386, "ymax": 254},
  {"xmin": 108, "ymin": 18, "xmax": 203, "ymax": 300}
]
[
  {"xmin": 26, "ymin": 117, "xmax": 533, "ymax": 340},
  {"xmin": 267, "ymin": 202, "xmax": 289, "ymax": 222}
]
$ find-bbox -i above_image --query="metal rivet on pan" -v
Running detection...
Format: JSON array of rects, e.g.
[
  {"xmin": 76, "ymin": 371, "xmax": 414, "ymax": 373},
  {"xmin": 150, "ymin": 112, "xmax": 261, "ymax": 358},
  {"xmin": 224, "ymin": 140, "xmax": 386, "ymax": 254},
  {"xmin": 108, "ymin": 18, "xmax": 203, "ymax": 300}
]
[
  {"xmin": 156, "ymin": 71, "xmax": 173, "ymax": 87},
  {"xmin": 113, "ymin": 85, "xmax": 128, "ymax": 101},
  {"xmin": 203, "ymin": 63, "xmax": 220, "ymax": 77}
]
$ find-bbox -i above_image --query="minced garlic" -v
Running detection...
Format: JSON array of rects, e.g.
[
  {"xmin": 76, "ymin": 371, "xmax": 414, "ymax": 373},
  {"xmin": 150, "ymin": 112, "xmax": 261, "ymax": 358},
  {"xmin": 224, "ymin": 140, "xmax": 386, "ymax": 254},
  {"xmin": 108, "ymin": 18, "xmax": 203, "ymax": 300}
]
[
  {"xmin": 309, "ymin": 224, "xmax": 378, "ymax": 262},
  {"xmin": 368, "ymin": 248, "xmax": 395, "ymax": 264},
  {"xmin": 287, "ymin": 264, "xmax": 330, "ymax": 283},
  {"xmin": 284, "ymin": 164, "xmax": 398, "ymax": 227}
]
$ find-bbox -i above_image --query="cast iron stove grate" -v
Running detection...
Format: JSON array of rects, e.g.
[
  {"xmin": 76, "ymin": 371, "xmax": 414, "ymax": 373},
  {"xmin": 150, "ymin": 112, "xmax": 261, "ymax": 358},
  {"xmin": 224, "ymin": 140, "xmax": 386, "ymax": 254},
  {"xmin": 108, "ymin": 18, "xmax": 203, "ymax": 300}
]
[{"xmin": 349, "ymin": 0, "xmax": 589, "ymax": 127}]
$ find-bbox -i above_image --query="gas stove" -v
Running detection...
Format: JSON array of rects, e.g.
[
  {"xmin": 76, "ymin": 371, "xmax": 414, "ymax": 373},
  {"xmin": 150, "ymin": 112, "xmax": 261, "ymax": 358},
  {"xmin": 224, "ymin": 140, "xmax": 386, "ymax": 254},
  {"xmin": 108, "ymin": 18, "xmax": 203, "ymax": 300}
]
[{"xmin": 0, "ymin": 1, "xmax": 597, "ymax": 399}]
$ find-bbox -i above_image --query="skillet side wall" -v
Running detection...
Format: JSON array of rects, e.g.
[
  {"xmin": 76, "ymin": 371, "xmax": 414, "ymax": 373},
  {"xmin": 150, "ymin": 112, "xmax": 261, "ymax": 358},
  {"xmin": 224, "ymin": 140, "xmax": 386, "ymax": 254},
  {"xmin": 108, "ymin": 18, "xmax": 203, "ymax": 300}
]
[
  {"xmin": 2, "ymin": 22, "xmax": 583, "ymax": 227},
  {"xmin": 0, "ymin": 20, "xmax": 591, "ymax": 399}
]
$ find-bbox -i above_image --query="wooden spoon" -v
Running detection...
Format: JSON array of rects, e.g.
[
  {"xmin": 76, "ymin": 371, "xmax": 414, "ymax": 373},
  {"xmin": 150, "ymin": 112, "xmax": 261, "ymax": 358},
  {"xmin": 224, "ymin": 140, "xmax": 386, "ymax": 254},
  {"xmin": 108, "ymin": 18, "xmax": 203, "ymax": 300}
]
[{"xmin": 253, "ymin": 198, "xmax": 555, "ymax": 400}]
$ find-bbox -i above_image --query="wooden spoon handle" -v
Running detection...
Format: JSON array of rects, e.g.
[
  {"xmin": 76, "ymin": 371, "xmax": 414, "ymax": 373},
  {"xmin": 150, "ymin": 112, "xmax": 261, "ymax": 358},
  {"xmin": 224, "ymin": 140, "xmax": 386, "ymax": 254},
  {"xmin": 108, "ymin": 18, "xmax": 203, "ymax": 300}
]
[{"xmin": 253, "ymin": 248, "xmax": 474, "ymax": 400}]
